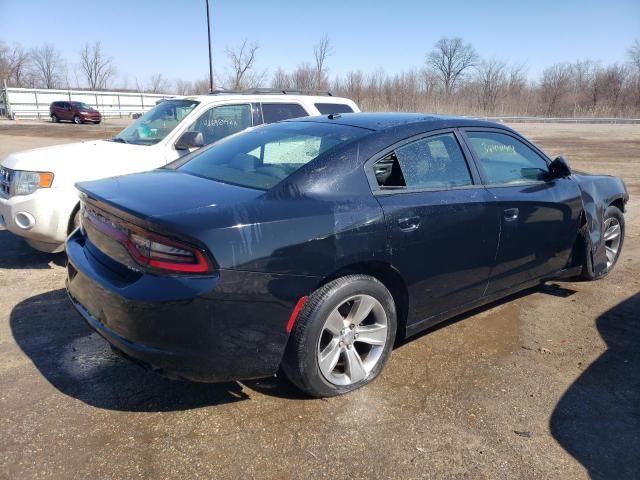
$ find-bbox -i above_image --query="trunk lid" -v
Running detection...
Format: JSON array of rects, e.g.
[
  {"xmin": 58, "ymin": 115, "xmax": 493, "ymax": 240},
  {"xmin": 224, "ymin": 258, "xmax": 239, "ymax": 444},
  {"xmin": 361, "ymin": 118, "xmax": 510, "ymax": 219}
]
[
  {"xmin": 76, "ymin": 169, "xmax": 264, "ymax": 221},
  {"xmin": 76, "ymin": 170, "xmax": 264, "ymax": 273}
]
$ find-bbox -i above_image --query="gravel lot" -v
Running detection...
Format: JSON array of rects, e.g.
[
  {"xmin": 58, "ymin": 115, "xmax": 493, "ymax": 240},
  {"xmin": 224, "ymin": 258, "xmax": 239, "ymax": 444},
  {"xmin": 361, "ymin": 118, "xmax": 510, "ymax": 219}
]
[{"xmin": 0, "ymin": 120, "xmax": 638, "ymax": 479}]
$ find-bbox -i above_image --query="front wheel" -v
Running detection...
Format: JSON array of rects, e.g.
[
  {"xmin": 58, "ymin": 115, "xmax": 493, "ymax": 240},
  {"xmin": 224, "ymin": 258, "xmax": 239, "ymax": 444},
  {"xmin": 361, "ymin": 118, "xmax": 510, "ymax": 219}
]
[
  {"xmin": 282, "ymin": 275, "xmax": 397, "ymax": 397},
  {"xmin": 579, "ymin": 205, "xmax": 625, "ymax": 280},
  {"xmin": 73, "ymin": 115, "xmax": 82, "ymax": 124},
  {"xmin": 51, "ymin": 113, "xmax": 59, "ymax": 123}
]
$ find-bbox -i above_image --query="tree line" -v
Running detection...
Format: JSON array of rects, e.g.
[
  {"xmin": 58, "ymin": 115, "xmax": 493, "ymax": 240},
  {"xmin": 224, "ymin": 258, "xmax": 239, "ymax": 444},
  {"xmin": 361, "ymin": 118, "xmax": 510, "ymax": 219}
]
[{"xmin": 2, "ymin": 36, "xmax": 639, "ymax": 117}]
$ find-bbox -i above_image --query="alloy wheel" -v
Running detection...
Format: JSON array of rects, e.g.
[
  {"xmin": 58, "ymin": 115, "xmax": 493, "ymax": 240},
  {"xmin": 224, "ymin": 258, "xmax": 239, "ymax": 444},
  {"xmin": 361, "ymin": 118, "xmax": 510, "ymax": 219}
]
[
  {"xmin": 603, "ymin": 217, "xmax": 622, "ymax": 269},
  {"xmin": 317, "ymin": 294, "xmax": 388, "ymax": 386}
]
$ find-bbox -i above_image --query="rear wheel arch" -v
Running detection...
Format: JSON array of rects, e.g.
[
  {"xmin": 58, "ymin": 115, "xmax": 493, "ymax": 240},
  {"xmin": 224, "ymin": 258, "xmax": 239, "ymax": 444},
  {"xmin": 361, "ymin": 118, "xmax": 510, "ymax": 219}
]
[{"xmin": 315, "ymin": 262, "xmax": 409, "ymax": 343}]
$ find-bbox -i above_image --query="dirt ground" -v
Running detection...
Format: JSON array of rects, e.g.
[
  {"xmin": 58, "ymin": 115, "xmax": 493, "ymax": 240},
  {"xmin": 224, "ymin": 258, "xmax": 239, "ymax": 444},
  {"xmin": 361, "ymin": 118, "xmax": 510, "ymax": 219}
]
[{"xmin": 0, "ymin": 120, "xmax": 638, "ymax": 479}]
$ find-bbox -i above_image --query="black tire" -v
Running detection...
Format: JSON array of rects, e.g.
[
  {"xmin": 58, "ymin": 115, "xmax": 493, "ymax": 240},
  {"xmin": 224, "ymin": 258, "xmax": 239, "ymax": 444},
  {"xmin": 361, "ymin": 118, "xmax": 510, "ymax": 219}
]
[
  {"xmin": 73, "ymin": 115, "xmax": 82, "ymax": 124},
  {"xmin": 578, "ymin": 205, "xmax": 625, "ymax": 280},
  {"xmin": 281, "ymin": 275, "xmax": 397, "ymax": 397},
  {"xmin": 94, "ymin": 120, "xmax": 101, "ymax": 124},
  {"xmin": 51, "ymin": 114, "xmax": 59, "ymax": 123},
  {"xmin": 69, "ymin": 208, "xmax": 81, "ymax": 234}
]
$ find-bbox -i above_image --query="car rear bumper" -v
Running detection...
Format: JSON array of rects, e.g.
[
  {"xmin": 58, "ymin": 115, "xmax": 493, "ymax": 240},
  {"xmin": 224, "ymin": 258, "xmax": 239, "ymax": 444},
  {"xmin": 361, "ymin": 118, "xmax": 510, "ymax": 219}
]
[{"xmin": 65, "ymin": 229, "xmax": 319, "ymax": 382}]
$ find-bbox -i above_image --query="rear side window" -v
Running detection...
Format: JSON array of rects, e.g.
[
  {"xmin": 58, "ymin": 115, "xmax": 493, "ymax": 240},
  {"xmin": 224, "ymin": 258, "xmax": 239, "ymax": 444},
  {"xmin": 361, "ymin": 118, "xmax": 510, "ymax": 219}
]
[
  {"xmin": 314, "ymin": 103, "xmax": 354, "ymax": 114},
  {"xmin": 261, "ymin": 103, "xmax": 308, "ymax": 123},
  {"xmin": 375, "ymin": 133, "xmax": 472, "ymax": 189},
  {"xmin": 466, "ymin": 131, "xmax": 549, "ymax": 185}
]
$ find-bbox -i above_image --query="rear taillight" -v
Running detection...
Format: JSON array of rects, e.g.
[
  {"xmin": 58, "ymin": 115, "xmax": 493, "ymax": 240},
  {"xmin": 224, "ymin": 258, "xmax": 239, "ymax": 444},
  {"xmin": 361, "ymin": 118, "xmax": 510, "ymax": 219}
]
[{"xmin": 83, "ymin": 202, "xmax": 211, "ymax": 274}]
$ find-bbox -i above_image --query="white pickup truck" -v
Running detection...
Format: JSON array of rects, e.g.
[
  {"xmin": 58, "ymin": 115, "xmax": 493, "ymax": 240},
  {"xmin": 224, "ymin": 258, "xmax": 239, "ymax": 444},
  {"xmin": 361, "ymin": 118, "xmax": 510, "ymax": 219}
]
[{"xmin": 0, "ymin": 91, "xmax": 359, "ymax": 252}]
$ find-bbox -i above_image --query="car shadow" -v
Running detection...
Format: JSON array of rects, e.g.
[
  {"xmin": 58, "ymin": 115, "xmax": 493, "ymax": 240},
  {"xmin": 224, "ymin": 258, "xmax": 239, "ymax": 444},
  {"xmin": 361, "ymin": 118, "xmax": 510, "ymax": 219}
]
[
  {"xmin": 0, "ymin": 231, "xmax": 66, "ymax": 269},
  {"xmin": 10, "ymin": 289, "xmax": 254, "ymax": 411},
  {"xmin": 550, "ymin": 292, "xmax": 640, "ymax": 480}
]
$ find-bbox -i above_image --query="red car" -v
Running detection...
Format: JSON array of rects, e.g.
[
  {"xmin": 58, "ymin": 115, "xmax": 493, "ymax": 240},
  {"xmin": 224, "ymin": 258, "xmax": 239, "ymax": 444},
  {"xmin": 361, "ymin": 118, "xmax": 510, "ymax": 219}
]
[{"xmin": 50, "ymin": 101, "xmax": 102, "ymax": 124}]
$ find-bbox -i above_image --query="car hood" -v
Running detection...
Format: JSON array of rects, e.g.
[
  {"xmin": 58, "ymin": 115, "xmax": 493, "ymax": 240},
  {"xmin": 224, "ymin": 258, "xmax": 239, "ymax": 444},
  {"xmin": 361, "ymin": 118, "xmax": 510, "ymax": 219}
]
[
  {"xmin": 0, "ymin": 140, "xmax": 161, "ymax": 186},
  {"xmin": 76, "ymin": 169, "xmax": 264, "ymax": 222}
]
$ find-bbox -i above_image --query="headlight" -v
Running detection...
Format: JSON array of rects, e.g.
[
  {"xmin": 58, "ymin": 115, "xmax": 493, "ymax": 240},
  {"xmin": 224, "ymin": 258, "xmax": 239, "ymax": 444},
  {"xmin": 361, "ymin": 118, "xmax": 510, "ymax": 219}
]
[{"xmin": 12, "ymin": 170, "xmax": 54, "ymax": 196}]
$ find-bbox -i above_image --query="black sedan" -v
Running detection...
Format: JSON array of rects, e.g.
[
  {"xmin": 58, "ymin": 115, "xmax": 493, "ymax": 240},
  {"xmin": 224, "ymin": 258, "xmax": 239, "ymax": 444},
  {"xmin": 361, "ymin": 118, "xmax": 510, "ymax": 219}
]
[{"xmin": 66, "ymin": 113, "xmax": 628, "ymax": 397}]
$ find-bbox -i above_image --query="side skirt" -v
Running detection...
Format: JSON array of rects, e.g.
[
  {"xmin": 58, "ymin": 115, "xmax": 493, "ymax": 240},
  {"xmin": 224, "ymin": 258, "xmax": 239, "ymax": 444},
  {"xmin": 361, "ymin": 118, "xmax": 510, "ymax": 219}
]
[{"xmin": 404, "ymin": 266, "xmax": 583, "ymax": 338}]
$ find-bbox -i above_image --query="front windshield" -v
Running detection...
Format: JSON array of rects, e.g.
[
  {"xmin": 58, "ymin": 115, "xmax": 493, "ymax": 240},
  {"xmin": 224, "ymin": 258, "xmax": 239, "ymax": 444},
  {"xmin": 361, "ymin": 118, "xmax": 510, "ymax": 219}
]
[
  {"xmin": 114, "ymin": 99, "xmax": 199, "ymax": 146},
  {"xmin": 73, "ymin": 102, "xmax": 92, "ymax": 111},
  {"xmin": 167, "ymin": 121, "xmax": 370, "ymax": 190}
]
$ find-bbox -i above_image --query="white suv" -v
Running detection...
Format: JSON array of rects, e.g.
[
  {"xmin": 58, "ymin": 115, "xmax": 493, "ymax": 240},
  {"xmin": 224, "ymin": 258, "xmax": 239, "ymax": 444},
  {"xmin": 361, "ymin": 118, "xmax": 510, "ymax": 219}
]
[{"xmin": 0, "ymin": 91, "xmax": 359, "ymax": 252}]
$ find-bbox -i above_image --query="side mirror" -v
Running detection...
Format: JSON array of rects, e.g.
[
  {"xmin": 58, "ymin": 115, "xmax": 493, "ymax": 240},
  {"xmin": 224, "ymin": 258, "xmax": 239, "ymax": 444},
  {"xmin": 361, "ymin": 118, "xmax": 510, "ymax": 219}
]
[
  {"xmin": 175, "ymin": 131, "xmax": 204, "ymax": 150},
  {"xmin": 548, "ymin": 156, "xmax": 572, "ymax": 179}
]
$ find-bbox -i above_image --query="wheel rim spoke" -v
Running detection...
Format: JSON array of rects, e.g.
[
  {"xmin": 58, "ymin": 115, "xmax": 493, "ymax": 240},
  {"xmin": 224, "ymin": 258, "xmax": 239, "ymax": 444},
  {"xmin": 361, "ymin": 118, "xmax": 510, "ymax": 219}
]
[
  {"xmin": 604, "ymin": 223, "xmax": 620, "ymax": 241},
  {"xmin": 346, "ymin": 296, "xmax": 375, "ymax": 325},
  {"xmin": 344, "ymin": 347, "xmax": 367, "ymax": 383},
  {"xmin": 324, "ymin": 310, "xmax": 345, "ymax": 335},
  {"xmin": 319, "ymin": 338, "xmax": 342, "ymax": 375},
  {"xmin": 355, "ymin": 324, "xmax": 387, "ymax": 345},
  {"xmin": 606, "ymin": 246, "xmax": 616, "ymax": 263}
]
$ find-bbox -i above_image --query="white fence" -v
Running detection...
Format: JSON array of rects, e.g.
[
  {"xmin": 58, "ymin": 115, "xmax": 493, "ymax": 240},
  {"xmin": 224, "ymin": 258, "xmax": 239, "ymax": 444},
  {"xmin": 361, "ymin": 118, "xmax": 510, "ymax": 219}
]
[{"xmin": 0, "ymin": 86, "xmax": 173, "ymax": 120}]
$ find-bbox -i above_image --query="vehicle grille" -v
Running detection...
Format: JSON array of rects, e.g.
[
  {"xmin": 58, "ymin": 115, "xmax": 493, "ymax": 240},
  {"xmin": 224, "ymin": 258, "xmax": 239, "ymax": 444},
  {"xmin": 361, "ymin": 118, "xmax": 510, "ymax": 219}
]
[{"xmin": 0, "ymin": 166, "xmax": 12, "ymax": 198}]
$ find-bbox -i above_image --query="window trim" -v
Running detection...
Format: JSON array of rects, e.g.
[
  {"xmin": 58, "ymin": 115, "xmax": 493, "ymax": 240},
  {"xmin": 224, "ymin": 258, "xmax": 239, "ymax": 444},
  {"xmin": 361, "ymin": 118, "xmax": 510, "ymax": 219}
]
[
  {"xmin": 459, "ymin": 127, "xmax": 553, "ymax": 188},
  {"xmin": 364, "ymin": 128, "xmax": 483, "ymax": 196}
]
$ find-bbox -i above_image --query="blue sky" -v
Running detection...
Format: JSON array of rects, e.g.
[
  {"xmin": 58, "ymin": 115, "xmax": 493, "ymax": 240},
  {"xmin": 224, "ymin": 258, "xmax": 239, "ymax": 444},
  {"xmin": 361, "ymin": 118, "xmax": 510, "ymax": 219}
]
[{"xmin": 1, "ymin": 0, "xmax": 638, "ymax": 86}]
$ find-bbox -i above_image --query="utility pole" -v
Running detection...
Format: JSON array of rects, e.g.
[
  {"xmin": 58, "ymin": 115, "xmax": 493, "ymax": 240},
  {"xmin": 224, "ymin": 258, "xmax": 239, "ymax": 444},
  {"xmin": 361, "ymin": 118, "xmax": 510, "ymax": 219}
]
[{"xmin": 205, "ymin": 0, "xmax": 214, "ymax": 93}]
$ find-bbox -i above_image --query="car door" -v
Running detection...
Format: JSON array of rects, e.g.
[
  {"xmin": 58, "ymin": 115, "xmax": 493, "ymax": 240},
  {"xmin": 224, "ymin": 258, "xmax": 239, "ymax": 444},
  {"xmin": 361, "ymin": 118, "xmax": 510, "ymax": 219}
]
[
  {"xmin": 369, "ymin": 130, "xmax": 500, "ymax": 324},
  {"xmin": 181, "ymin": 103, "xmax": 253, "ymax": 151},
  {"xmin": 461, "ymin": 129, "xmax": 583, "ymax": 295},
  {"xmin": 60, "ymin": 102, "xmax": 71, "ymax": 121}
]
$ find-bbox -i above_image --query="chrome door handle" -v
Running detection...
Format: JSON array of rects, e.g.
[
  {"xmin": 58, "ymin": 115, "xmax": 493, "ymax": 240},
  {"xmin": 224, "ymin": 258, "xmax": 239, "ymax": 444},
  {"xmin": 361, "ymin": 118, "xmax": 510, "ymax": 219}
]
[
  {"xmin": 503, "ymin": 208, "xmax": 519, "ymax": 222},
  {"xmin": 397, "ymin": 216, "xmax": 420, "ymax": 232}
]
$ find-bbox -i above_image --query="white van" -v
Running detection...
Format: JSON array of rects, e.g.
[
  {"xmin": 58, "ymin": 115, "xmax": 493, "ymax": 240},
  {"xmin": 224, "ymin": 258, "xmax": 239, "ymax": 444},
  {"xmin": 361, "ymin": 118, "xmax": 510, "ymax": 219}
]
[{"xmin": 0, "ymin": 91, "xmax": 359, "ymax": 252}]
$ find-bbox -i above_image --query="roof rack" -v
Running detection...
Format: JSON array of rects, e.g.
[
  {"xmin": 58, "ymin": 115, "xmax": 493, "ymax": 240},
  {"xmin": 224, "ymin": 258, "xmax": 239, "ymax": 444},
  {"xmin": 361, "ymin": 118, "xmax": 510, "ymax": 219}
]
[{"xmin": 208, "ymin": 88, "xmax": 333, "ymax": 97}]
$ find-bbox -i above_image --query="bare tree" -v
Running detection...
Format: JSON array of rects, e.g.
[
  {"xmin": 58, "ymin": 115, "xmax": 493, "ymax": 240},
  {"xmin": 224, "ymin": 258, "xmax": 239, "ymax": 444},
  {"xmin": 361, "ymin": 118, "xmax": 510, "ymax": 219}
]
[
  {"xmin": 426, "ymin": 37, "xmax": 478, "ymax": 95},
  {"xmin": 146, "ymin": 73, "xmax": 170, "ymax": 93},
  {"xmin": 174, "ymin": 78, "xmax": 193, "ymax": 95},
  {"xmin": 79, "ymin": 41, "xmax": 116, "ymax": 89},
  {"xmin": 192, "ymin": 77, "xmax": 213, "ymax": 94},
  {"xmin": 628, "ymin": 40, "xmax": 640, "ymax": 107},
  {"xmin": 476, "ymin": 59, "xmax": 507, "ymax": 113},
  {"xmin": 313, "ymin": 34, "xmax": 333, "ymax": 90},
  {"xmin": 30, "ymin": 44, "xmax": 65, "ymax": 88},
  {"xmin": 540, "ymin": 63, "xmax": 572, "ymax": 115},
  {"xmin": 225, "ymin": 39, "xmax": 265, "ymax": 90},
  {"xmin": 341, "ymin": 70, "xmax": 364, "ymax": 105},
  {"xmin": 290, "ymin": 63, "xmax": 316, "ymax": 90},
  {"xmin": 597, "ymin": 64, "xmax": 627, "ymax": 111},
  {"xmin": 271, "ymin": 67, "xmax": 291, "ymax": 89},
  {"xmin": 628, "ymin": 40, "xmax": 640, "ymax": 72},
  {"xmin": 0, "ymin": 43, "xmax": 31, "ymax": 87}
]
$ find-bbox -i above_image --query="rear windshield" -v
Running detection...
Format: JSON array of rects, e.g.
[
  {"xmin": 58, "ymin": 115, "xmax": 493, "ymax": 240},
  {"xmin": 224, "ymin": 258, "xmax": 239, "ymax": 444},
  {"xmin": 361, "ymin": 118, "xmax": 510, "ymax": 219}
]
[
  {"xmin": 315, "ymin": 103, "xmax": 354, "ymax": 114},
  {"xmin": 169, "ymin": 121, "xmax": 369, "ymax": 190}
]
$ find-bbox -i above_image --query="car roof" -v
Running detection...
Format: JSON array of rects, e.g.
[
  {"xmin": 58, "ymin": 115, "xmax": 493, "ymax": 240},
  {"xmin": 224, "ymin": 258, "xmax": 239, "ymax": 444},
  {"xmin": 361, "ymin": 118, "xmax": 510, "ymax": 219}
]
[
  {"xmin": 173, "ymin": 94, "xmax": 356, "ymax": 106},
  {"xmin": 287, "ymin": 112, "xmax": 510, "ymax": 132}
]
